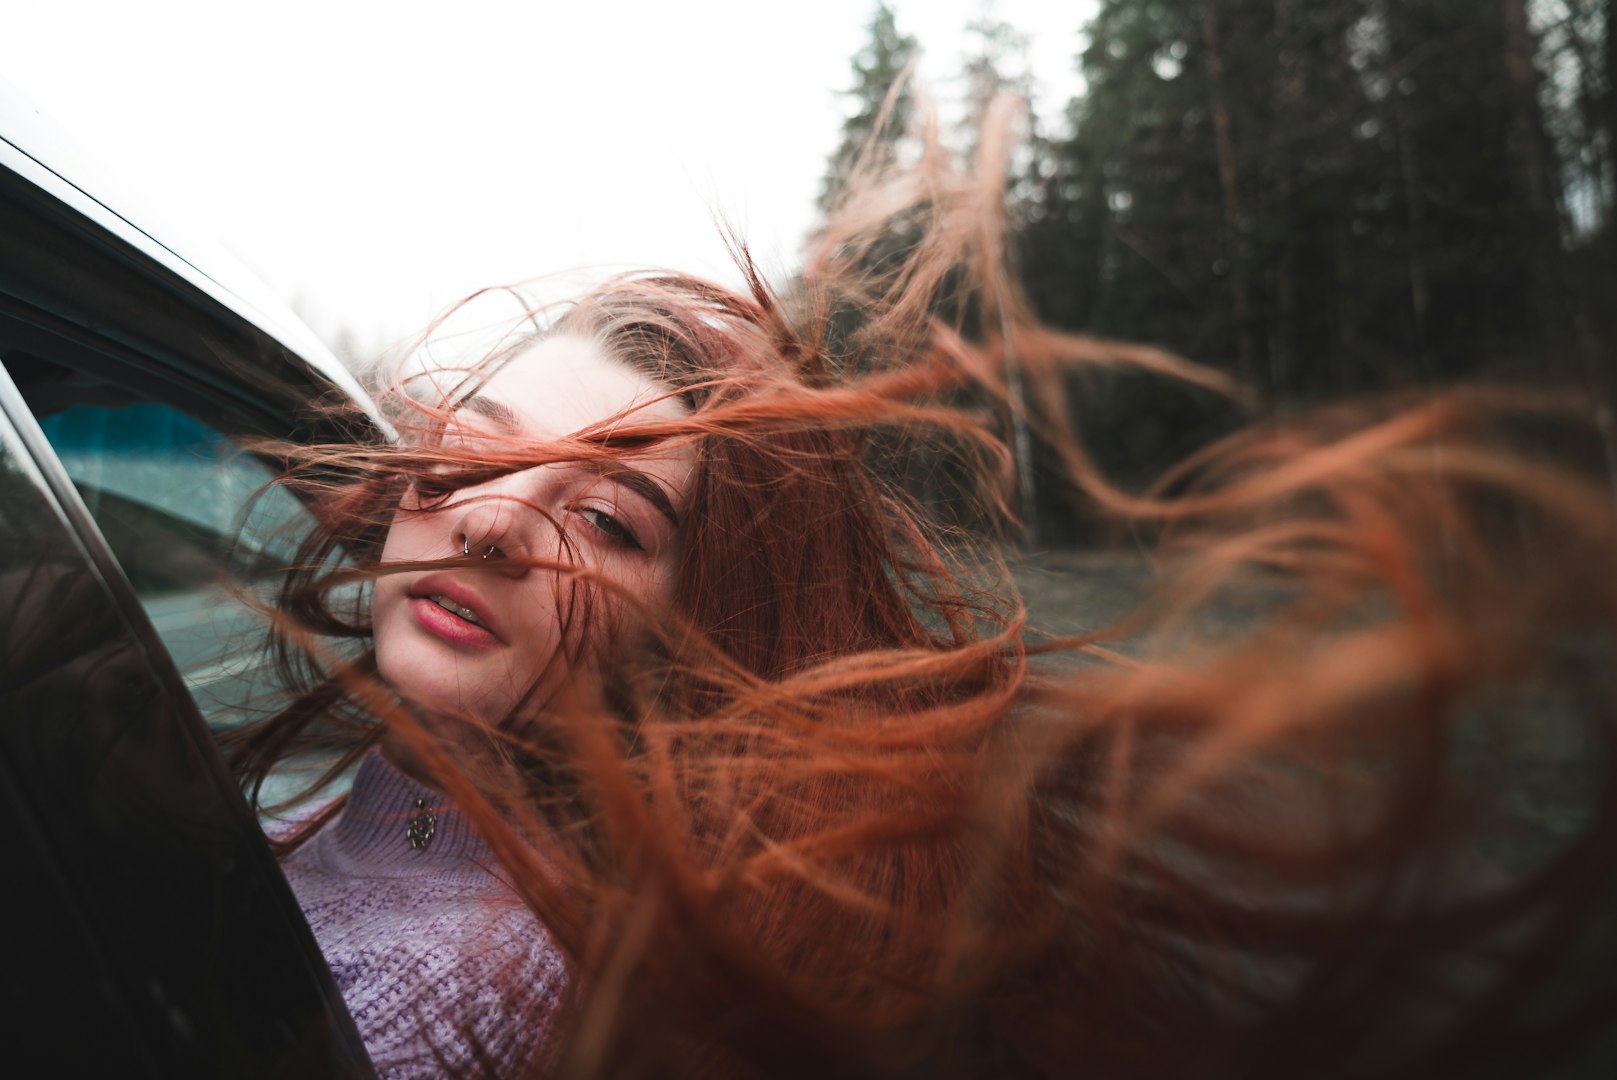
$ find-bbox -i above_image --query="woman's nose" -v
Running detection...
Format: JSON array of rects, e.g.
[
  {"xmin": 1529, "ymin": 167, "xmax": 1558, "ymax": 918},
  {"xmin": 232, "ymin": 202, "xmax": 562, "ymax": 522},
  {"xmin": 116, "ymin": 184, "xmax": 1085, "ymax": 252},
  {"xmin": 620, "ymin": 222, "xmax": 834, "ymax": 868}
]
[{"xmin": 446, "ymin": 468, "xmax": 563, "ymax": 576}]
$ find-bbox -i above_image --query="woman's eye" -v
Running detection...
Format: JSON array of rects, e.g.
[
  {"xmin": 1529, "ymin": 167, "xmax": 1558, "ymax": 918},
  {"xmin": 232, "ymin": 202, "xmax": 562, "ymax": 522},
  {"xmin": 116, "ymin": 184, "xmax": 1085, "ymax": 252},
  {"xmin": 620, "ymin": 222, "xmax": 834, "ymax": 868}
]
[
  {"xmin": 576, "ymin": 506, "xmax": 642, "ymax": 551},
  {"xmin": 410, "ymin": 473, "xmax": 459, "ymax": 506}
]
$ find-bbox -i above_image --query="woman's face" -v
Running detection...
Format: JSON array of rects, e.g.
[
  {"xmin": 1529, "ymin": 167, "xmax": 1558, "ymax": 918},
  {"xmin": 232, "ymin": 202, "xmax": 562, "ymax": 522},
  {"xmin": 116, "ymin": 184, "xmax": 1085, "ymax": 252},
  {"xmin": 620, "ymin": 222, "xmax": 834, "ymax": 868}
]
[{"xmin": 372, "ymin": 334, "xmax": 695, "ymax": 726}]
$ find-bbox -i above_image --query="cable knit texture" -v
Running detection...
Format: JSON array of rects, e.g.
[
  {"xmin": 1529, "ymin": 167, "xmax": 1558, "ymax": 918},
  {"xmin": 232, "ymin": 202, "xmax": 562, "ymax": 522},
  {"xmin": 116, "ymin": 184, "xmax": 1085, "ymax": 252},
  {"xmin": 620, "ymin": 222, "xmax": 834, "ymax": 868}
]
[{"xmin": 280, "ymin": 750, "xmax": 566, "ymax": 1078}]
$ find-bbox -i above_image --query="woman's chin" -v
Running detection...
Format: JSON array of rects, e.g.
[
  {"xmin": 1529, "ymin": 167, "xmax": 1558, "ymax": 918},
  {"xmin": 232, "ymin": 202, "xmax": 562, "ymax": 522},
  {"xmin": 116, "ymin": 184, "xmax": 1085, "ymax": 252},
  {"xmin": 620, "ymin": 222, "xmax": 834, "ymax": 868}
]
[{"xmin": 376, "ymin": 653, "xmax": 512, "ymax": 728}]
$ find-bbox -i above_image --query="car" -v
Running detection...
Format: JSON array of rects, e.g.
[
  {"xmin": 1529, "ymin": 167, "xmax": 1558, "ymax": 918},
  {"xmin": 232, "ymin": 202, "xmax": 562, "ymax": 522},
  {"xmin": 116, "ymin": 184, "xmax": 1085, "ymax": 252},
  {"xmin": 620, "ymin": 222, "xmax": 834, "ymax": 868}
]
[{"xmin": 0, "ymin": 80, "xmax": 378, "ymax": 1077}]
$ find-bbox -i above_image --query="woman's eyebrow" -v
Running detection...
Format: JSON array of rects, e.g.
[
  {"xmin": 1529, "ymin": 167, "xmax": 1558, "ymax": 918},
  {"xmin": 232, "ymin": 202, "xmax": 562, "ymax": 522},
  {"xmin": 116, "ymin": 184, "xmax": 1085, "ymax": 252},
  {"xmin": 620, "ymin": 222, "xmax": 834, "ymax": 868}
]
[
  {"xmin": 459, "ymin": 393, "xmax": 680, "ymax": 525},
  {"xmin": 594, "ymin": 462, "xmax": 681, "ymax": 527},
  {"xmin": 457, "ymin": 393, "xmax": 522, "ymax": 431}
]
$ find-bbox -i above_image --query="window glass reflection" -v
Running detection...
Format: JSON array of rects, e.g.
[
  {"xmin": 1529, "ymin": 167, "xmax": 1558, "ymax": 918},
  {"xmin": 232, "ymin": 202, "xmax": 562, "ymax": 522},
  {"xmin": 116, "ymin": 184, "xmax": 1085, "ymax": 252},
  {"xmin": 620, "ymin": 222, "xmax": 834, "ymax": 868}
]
[{"xmin": 35, "ymin": 403, "xmax": 306, "ymax": 730}]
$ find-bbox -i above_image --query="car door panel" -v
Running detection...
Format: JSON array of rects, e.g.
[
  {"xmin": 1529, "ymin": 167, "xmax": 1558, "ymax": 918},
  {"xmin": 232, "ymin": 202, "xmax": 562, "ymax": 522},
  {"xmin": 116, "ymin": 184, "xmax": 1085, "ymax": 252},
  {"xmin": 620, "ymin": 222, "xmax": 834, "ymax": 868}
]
[
  {"xmin": 1, "ymin": 94, "xmax": 376, "ymax": 1077},
  {"xmin": 0, "ymin": 365, "xmax": 373, "ymax": 1078}
]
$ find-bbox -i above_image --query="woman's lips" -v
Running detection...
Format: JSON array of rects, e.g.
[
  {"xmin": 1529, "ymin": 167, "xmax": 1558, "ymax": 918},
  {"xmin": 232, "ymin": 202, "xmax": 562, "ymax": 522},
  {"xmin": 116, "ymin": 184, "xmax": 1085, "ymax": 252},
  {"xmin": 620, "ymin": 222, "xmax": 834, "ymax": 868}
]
[{"xmin": 407, "ymin": 575, "xmax": 502, "ymax": 647}]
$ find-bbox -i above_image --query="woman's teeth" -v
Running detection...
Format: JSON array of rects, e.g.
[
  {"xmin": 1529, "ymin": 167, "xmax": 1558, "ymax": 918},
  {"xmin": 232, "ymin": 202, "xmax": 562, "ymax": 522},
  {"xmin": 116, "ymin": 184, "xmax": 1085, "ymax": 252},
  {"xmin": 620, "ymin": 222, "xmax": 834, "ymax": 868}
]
[{"xmin": 428, "ymin": 595, "xmax": 483, "ymax": 626}]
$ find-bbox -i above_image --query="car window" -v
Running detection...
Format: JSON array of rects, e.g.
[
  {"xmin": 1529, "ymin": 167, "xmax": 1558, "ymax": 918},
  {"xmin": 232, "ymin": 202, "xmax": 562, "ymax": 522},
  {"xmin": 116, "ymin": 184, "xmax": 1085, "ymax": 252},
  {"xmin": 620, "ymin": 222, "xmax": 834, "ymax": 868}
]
[
  {"xmin": 36, "ymin": 402, "xmax": 305, "ymax": 725},
  {"xmin": 40, "ymin": 404, "xmax": 303, "ymax": 578},
  {"xmin": 1, "ymin": 389, "xmax": 371, "ymax": 1076},
  {"xmin": 1, "ymin": 143, "xmax": 375, "ymax": 1072},
  {"xmin": 32, "ymin": 400, "xmax": 362, "ymax": 813}
]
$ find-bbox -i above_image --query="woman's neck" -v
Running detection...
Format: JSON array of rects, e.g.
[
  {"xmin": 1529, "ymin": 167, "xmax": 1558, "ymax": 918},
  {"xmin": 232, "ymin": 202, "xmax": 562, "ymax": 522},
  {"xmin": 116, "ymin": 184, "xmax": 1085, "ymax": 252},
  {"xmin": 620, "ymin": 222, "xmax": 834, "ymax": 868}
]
[{"xmin": 377, "ymin": 731, "xmax": 443, "ymax": 790}]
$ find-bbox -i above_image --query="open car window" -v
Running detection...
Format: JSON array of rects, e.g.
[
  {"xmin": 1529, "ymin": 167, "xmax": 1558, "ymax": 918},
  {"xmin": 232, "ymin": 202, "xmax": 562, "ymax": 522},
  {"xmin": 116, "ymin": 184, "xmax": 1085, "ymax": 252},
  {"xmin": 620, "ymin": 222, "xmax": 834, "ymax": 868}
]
[
  {"xmin": 0, "ymin": 362, "xmax": 372, "ymax": 1079},
  {"xmin": 35, "ymin": 401, "xmax": 307, "ymax": 730},
  {"xmin": 39, "ymin": 403, "xmax": 302, "ymax": 585},
  {"xmin": 2, "ymin": 101, "xmax": 378, "ymax": 1074},
  {"xmin": 6, "ymin": 349, "xmax": 364, "ymax": 814}
]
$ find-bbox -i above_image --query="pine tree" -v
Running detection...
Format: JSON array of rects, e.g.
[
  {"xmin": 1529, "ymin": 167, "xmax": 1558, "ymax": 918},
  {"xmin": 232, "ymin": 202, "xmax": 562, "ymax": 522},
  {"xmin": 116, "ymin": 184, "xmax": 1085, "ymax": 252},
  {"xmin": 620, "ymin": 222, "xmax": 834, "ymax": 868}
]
[{"xmin": 819, "ymin": 2, "xmax": 919, "ymax": 213}]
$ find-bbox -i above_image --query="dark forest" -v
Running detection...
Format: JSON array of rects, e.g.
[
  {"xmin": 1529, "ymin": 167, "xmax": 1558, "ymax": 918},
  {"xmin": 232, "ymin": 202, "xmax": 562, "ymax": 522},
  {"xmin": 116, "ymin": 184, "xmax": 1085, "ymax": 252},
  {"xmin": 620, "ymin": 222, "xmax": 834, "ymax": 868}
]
[{"xmin": 822, "ymin": 1, "xmax": 1617, "ymax": 544}]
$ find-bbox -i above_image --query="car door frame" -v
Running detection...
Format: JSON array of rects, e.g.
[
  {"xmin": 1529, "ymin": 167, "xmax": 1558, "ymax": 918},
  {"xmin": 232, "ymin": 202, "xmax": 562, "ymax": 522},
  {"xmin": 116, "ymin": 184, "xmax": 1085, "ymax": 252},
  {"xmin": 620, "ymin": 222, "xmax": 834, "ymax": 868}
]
[{"xmin": 0, "ymin": 86, "xmax": 378, "ymax": 1078}]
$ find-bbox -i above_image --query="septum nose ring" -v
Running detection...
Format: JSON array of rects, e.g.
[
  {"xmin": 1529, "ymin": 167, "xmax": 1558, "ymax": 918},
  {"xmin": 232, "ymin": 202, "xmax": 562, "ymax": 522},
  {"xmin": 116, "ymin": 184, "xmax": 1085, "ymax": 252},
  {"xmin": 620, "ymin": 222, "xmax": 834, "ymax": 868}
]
[{"xmin": 461, "ymin": 537, "xmax": 498, "ymax": 560}]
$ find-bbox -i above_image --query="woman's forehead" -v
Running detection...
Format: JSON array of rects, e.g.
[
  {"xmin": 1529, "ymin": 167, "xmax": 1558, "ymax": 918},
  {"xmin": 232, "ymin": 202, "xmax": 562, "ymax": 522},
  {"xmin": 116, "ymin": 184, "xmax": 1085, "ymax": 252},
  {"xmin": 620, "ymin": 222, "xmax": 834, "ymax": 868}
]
[{"xmin": 474, "ymin": 333, "xmax": 689, "ymax": 439}]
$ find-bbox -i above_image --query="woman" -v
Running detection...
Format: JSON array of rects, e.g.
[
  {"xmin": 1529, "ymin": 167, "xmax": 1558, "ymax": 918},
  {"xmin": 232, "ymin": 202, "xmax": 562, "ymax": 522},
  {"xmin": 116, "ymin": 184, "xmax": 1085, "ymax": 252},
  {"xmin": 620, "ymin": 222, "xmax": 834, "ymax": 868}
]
[
  {"xmin": 258, "ymin": 324, "xmax": 697, "ymax": 1077},
  {"xmin": 234, "ymin": 247, "xmax": 1020, "ymax": 1075},
  {"xmin": 236, "ymin": 119, "xmax": 1617, "ymax": 1078}
]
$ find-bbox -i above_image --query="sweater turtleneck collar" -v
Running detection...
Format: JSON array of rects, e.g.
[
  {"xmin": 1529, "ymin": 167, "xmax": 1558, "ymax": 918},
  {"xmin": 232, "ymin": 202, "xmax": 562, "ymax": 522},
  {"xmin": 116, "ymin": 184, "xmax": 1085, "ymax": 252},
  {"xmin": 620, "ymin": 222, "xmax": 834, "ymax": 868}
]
[{"xmin": 319, "ymin": 749, "xmax": 496, "ymax": 876}]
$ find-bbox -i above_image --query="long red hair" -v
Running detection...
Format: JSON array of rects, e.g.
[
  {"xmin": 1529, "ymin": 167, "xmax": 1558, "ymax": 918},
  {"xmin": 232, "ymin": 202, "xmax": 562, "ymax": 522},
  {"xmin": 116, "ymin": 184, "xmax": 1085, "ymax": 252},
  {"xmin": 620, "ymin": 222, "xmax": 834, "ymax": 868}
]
[{"xmin": 231, "ymin": 106, "xmax": 1617, "ymax": 1078}]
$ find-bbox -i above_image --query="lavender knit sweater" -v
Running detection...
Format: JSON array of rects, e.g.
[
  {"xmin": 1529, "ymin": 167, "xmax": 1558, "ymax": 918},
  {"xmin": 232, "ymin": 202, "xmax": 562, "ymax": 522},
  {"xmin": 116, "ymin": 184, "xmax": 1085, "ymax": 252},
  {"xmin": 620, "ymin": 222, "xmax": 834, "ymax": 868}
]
[{"xmin": 280, "ymin": 751, "xmax": 567, "ymax": 1078}]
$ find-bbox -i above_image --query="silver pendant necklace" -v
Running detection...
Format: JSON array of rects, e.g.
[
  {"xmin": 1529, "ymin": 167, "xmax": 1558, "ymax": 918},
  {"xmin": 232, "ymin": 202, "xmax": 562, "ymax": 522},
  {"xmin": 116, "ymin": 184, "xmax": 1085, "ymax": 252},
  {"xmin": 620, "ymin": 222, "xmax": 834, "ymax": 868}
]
[{"xmin": 405, "ymin": 796, "xmax": 438, "ymax": 850}]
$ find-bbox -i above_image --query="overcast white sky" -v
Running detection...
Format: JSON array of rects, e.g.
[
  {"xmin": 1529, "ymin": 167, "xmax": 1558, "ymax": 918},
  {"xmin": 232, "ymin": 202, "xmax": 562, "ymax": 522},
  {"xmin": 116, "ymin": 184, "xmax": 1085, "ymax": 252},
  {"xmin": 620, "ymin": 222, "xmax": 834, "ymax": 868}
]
[{"xmin": 1, "ymin": 0, "xmax": 1094, "ymax": 353}]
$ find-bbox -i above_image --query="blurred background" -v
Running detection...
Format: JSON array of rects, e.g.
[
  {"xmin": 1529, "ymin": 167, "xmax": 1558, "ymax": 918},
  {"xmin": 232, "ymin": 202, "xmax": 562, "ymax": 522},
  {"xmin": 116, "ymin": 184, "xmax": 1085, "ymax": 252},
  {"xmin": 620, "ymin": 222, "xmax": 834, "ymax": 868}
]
[
  {"xmin": 4, "ymin": 0, "xmax": 1613, "ymax": 546},
  {"xmin": 0, "ymin": 0, "xmax": 1087, "ymax": 351}
]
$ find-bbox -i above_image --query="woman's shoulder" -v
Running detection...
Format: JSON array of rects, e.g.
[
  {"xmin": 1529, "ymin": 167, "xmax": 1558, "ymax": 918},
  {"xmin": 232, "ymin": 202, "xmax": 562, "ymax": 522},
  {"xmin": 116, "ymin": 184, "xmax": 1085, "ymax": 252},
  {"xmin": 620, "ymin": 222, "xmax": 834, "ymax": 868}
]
[
  {"xmin": 334, "ymin": 894, "xmax": 567, "ymax": 1079},
  {"xmin": 273, "ymin": 749, "xmax": 569, "ymax": 1076}
]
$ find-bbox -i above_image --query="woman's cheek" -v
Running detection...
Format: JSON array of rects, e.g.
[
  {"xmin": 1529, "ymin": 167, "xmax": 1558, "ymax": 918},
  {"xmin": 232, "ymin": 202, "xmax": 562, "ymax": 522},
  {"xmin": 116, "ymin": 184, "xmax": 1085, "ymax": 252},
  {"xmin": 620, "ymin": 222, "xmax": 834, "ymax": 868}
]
[
  {"xmin": 590, "ymin": 560, "xmax": 678, "ymax": 661},
  {"xmin": 378, "ymin": 508, "xmax": 441, "ymax": 565}
]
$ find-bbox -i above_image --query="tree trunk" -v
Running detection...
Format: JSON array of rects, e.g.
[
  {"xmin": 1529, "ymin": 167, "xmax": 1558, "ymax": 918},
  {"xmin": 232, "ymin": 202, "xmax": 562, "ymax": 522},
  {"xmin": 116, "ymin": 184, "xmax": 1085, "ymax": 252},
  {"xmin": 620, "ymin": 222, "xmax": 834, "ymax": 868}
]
[
  {"xmin": 1395, "ymin": 100, "xmax": 1432, "ymax": 367},
  {"xmin": 1004, "ymin": 349, "xmax": 1040, "ymax": 547},
  {"xmin": 1268, "ymin": 0, "xmax": 1299, "ymax": 397},
  {"xmin": 1607, "ymin": 0, "xmax": 1617, "ymax": 255},
  {"xmin": 1502, "ymin": 0, "xmax": 1570, "ymax": 336},
  {"xmin": 1201, "ymin": 5, "xmax": 1260, "ymax": 389},
  {"xmin": 1380, "ymin": 0, "xmax": 1432, "ymax": 371},
  {"xmin": 1334, "ymin": 223, "xmax": 1357, "ymax": 383}
]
